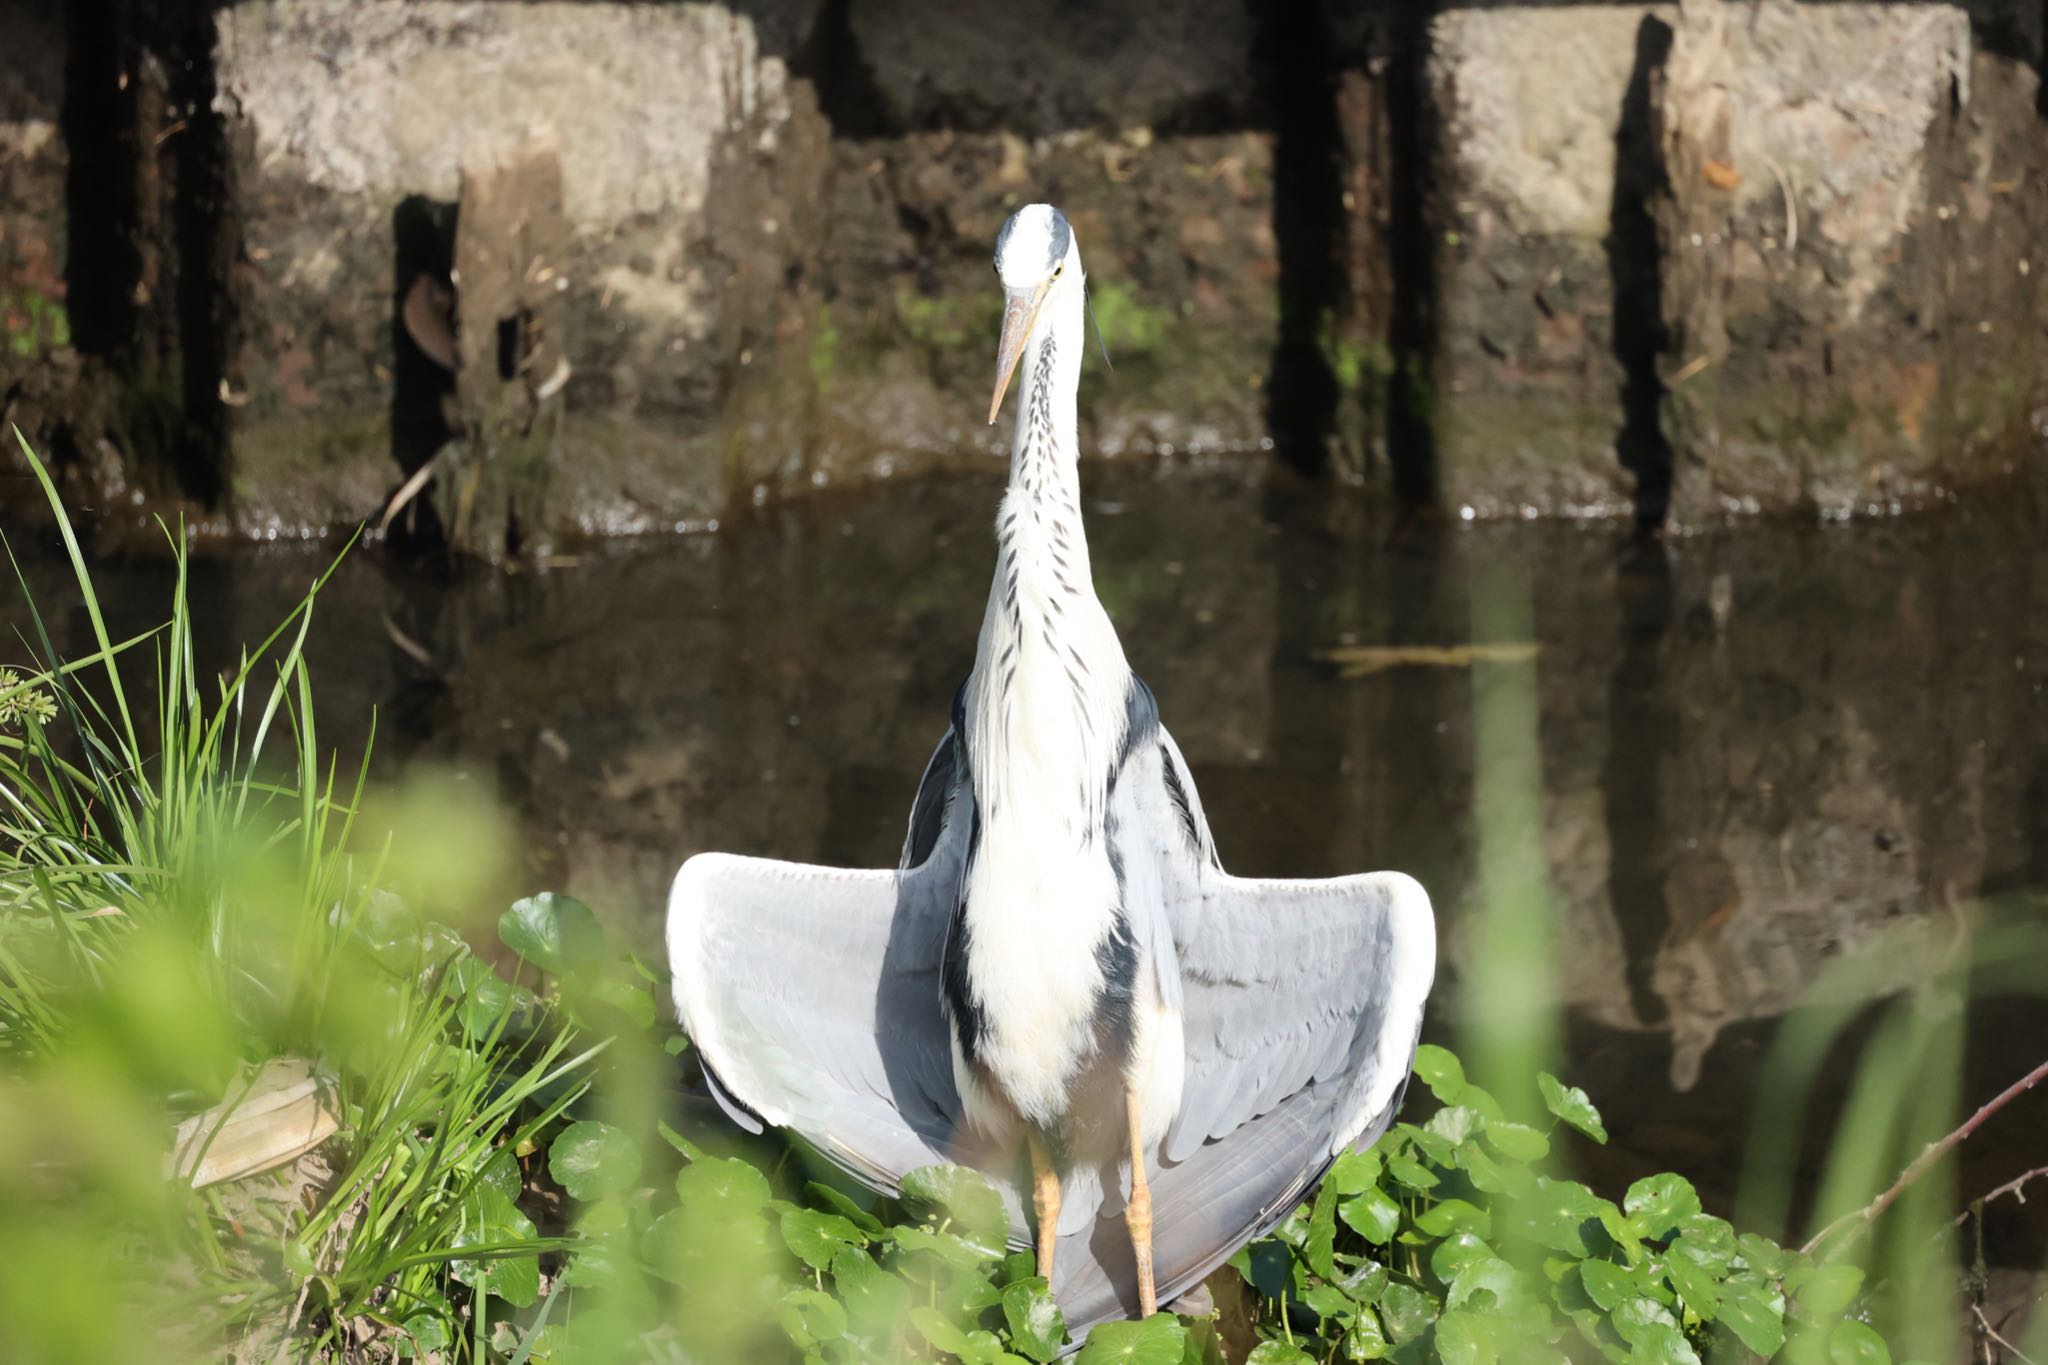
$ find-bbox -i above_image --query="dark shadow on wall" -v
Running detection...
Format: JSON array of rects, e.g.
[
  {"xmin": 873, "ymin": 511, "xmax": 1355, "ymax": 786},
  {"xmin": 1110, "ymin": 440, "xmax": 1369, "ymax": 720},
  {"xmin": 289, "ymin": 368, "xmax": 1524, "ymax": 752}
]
[
  {"xmin": 1254, "ymin": 0, "xmax": 1342, "ymax": 477},
  {"xmin": 389, "ymin": 195, "xmax": 458, "ymax": 554},
  {"xmin": 1609, "ymin": 14, "xmax": 1675, "ymax": 533},
  {"xmin": 1384, "ymin": 3, "xmax": 1440, "ymax": 508},
  {"xmin": 790, "ymin": 0, "xmax": 896, "ymax": 138},
  {"xmin": 62, "ymin": 0, "xmax": 140, "ymax": 365},
  {"xmin": 168, "ymin": 0, "xmax": 230, "ymax": 507}
]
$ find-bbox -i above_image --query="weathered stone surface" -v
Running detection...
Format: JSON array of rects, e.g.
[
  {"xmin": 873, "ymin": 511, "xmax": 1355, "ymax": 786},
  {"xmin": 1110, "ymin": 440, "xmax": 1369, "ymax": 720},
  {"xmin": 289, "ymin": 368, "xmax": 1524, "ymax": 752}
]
[
  {"xmin": 215, "ymin": 0, "xmax": 828, "ymax": 543},
  {"xmin": 0, "ymin": 2, "xmax": 73, "ymax": 473},
  {"xmin": 1427, "ymin": 0, "xmax": 2048, "ymax": 522},
  {"xmin": 753, "ymin": 127, "xmax": 1278, "ymax": 490},
  {"xmin": 846, "ymin": 0, "xmax": 1258, "ymax": 135},
  {"xmin": 1429, "ymin": 6, "xmax": 1655, "ymax": 519},
  {"xmin": 1656, "ymin": 0, "xmax": 2048, "ymax": 519}
]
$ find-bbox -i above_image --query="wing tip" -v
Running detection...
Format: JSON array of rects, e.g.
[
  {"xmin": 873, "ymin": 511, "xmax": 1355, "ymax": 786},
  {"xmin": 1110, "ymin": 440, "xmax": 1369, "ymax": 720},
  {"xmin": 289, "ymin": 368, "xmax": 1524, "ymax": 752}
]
[{"xmin": 666, "ymin": 852, "xmax": 792, "ymax": 1130}]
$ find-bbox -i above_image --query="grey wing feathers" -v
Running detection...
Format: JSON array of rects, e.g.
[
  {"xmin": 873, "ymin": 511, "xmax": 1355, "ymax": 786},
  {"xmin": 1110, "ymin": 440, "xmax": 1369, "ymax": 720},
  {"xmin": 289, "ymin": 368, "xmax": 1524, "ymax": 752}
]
[
  {"xmin": 1049, "ymin": 719, "xmax": 1435, "ymax": 1337},
  {"xmin": 1165, "ymin": 867, "xmax": 1434, "ymax": 1162},
  {"xmin": 666, "ymin": 848, "xmax": 964, "ymax": 1197}
]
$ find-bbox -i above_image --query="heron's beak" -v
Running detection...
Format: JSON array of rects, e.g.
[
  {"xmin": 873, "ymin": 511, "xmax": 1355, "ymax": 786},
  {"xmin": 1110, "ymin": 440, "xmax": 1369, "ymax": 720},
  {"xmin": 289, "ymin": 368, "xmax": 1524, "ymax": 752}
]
[{"xmin": 989, "ymin": 281, "xmax": 1052, "ymax": 425}]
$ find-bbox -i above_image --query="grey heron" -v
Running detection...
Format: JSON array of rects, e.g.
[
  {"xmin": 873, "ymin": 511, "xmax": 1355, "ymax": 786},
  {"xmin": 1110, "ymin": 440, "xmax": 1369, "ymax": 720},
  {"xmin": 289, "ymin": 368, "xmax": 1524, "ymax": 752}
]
[{"xmin": 668, "ymin": 203, "xmax": 1436, "ymax": 1340}]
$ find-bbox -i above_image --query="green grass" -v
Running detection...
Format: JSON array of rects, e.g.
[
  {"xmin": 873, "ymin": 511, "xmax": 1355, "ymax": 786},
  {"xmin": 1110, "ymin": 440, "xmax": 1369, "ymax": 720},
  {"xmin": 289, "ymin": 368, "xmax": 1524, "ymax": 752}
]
[{"xmin": 2, "ymin": 428, "xmax": 2038, "ymax": 1362}]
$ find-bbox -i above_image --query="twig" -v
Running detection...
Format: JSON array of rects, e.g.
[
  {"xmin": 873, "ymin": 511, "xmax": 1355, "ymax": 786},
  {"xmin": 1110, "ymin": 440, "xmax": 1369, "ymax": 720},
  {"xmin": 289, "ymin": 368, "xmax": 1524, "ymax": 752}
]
[
  {"xmin": 1803, "ymin": 1058, "xmax": 2048, "ymax": 1257},
  {"xmin": 377, "ymin": 455, "xmax": 441, "ymax": 534},
  {"xmin": 1955, "ymin": 1165, "xmax": 2048, "ymax": 1227},
  {"xmin": 1973, "ymin": 1304, "xmax": 2038, "ymax": 1365}
]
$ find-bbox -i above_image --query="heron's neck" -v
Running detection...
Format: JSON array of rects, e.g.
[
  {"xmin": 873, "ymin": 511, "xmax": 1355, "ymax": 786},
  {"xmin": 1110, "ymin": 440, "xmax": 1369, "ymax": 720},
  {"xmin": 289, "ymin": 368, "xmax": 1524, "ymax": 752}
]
[{"xmin": 1001, "ymin": 282, "xmax": 1088, "ymax": 570}]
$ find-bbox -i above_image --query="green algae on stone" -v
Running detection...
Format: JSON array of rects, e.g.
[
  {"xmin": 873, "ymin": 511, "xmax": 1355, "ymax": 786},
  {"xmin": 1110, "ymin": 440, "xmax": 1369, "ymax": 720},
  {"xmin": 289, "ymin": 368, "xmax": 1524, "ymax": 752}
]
[{"xmin": 2, "ymin": 289, "xmax": 70, "ymax": 360}]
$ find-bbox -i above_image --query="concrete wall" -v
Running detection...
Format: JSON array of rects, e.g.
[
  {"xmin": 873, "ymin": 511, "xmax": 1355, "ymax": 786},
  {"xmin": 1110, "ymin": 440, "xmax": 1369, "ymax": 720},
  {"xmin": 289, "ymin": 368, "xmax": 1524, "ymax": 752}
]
[{"xmin": 2, "ymin": 0, "xmax": 2044, "ymax": 552}]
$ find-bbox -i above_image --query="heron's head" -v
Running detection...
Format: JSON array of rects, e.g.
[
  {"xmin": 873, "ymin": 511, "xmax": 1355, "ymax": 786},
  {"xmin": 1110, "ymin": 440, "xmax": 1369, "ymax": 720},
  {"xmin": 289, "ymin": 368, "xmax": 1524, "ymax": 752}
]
[{"xmin": 988, "ymin": 203, "xmax": 1082, "ymax": 424}]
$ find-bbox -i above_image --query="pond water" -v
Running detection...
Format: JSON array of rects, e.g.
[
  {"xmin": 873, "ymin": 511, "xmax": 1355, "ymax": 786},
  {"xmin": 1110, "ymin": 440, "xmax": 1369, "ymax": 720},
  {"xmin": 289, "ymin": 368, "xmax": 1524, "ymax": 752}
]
[{"xmin": 8, "ymin": 458, "xmax": 2047, "ymax": 1260}]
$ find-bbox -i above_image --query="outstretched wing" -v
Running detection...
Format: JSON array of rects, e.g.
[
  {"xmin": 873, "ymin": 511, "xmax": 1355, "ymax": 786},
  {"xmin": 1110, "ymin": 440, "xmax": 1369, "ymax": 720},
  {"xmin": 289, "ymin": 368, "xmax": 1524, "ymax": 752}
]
[
  {"xmin": 1050, "ymin": 721, "xmax": 1436, "ymax": 1335},
  {"xmin": 1164, "ymin": 862, "xmax": 1434, "ymax": 1163},
  {"xmin": 666, "ymin": 739, "xmax": 972, "ymax": 1194}
]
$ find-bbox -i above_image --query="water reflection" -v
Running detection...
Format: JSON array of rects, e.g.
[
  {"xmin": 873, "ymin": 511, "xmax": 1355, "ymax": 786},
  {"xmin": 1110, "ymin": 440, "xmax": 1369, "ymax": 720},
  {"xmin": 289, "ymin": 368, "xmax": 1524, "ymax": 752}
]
[{"xmin": 7, "ymin": 462, "xmax": 2046, "ymax": 1219}]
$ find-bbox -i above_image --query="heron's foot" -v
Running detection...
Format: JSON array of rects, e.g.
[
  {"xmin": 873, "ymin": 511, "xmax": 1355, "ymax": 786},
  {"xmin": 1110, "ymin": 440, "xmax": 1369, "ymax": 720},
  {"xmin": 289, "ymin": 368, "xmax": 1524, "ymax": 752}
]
[
  {"xmin": 1125, "ymin": 1088, "xmax": 1157, "ymax": 1317},
  {"xmin": 1028, "ymin": 1130, "xmax": 1060, "ymax": 1282}
]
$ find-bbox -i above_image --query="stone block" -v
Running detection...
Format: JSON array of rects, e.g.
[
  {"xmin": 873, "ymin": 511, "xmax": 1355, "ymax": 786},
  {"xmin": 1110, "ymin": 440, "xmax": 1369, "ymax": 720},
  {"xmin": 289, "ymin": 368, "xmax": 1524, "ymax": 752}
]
[{"xmin": 213, "ymin": 0, "xmax": 829, "ymax": 543}]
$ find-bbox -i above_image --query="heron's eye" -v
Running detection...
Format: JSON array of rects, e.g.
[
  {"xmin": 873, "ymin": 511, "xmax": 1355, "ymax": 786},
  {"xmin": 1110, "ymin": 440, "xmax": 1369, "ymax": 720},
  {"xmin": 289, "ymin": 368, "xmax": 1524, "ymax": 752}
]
[{"xmin": 1053, "ymin": 264, "xmax": 1064, "ymax": 279}]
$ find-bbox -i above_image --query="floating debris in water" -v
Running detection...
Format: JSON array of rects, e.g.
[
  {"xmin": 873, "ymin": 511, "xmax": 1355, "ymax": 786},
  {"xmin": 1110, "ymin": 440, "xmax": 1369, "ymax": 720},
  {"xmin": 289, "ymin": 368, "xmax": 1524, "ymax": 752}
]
[{"xmin": 1313, "ymin": 642, "xmax": 1540, "ymax": 679}]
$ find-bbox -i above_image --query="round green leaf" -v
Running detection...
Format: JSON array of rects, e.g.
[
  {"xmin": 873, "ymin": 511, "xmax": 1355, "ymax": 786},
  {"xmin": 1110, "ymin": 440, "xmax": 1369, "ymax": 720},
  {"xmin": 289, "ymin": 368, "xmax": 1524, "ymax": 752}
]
[
  {"xmin": 1623, "ymin": 1175, "xmax": 1702, "ymax": 1241},
  {"xmin": 1628, "ymin": 1321, "xmax": 1703, "ymax": 1365},
  {"xmin": 1447, "ymin": 1258, "xmax": 1521, "ymax": 1313},
  {"xmin": 1302, "ymin": 1283, "xmax": 1356, "ymax": 1322},
  {"xmin": 805, "ymin": 1181, "xmax": 885, "ymax": 1234},
  {"xmin": 548, "ymin": 1121, "xmax": 642, "ymax": 1202},
  {"xmin": 1501, "ymin": 1176, "xmax": 1599, "ymax": 1256},
  {"xmin": 1610, "ymin": 1296, "xmax": 1679, "ymax": 1350},
  {"xmin": 894, "ymin": 1223, "xmax": 1002, "ymax": 1269},
  {"xmin": 1247, "ymin": 1343, "xmax": 1318, "ymax": 1364},
  {"xmin": 902, "ymin": 1164, "xmax": 1009, "ymax": 1250},
  {"xmin": 1425, "ymin": 1105, "xmax": 1484, "ymax": 1146},
  {"xmin": 674, "ymin": 1154, "xmax": 771, "ymax": 1215},
  {"xmin": 1719, "ymin": 1283, "xmax": 1786, "ymax": 1356},
  {"xmin": 777, "ymin": 1288, "xmax": 848, "ymax": 1349},
  {"xmin": 399, "ymin": 1312, "xmax": 451, "ymax": 1357},
  {"xmin": 1328, "ymin": 1148, "xmax": 1383, "ymax": 1195},
  {"xmin": 1074, "ymin": 1314, "xmax": 1187, "ymax": 1365},
  {"xmin": 1537, "ymin": 1072, "xmax": 1609, "ymax": 1144},
  {"xmin": 1415, "ymin": 1198, "xmax": 1490, "ymax": 1239},
  {"xmin": 911, "ymin": 1305, "xmax": 987, "ymax": 1361},
  {"xmin": 831, "ymin": 1245, "xmax": 908, "ymax": 1326},
  {"xmin": 1458, "ymin": 1143, "xmax": 1526, "ymax": 1197},
  {"xmin": 1578, "ymin": 1259, "xmax": 1632, "ymax": 1312},
  {"xmin": 1430, "ymin": 1231, "xmax": 1495, "ymax": 1284},
  {"xmin": 449, "ymin": 1185, "xmax": 541, "ymax": 1308},
  {"xmin": 1344, "ymin": 1305, "xmax": 1391, "ymax": 1360},
  {"xmin": 1827, "ymin": 1319, "xmax": 1890, "ymax": 1365},
  {"xmin": 1387, "ymin": 1154, "xmax": 1440, "ymax": 1191},
  {"xmin": 780, "ymin": 1207, "xmax": 864, "ymax": 1270},
  {"xmin": 499, "ymin": 891, "xmax": 604, "ymax": 974},
  {"xmin": 478, "ymin": 1146, "xmax": 521, "ymax": 1200},
  {"xmin": 1413, "ymin": 1044, "xmax": 1467, "ymax": 1103},
  {"xmin": 1339, "ymin": 1187, "xmax": 1402, "ymax": 1245},
  {"xmin": 1736, "ymin": 1232, "xmax": 1791, "ymax": 1277},
  {"xmin": 1401, "ymin": 1123, "xmax": 1456, "ymax": 1167},
  {"xmin": 1002, "ymin": 1277, "xmax": 1067, "ymax": 1361},
  {"xmin": 1433, "ymin": 1310, "xmax": 1502, "ymax": 1365},
  {"xmin": 1378, "ymin": 1282, "xmax": 1439, "ymax": 1344},
  {"xmin": 1661, "ymin": 1254, "xmax": 1719, "ymax": 1321},
  {"xmin": 1481, "ymin": 1119, "xmax": 1550, "ymax": 1164}
]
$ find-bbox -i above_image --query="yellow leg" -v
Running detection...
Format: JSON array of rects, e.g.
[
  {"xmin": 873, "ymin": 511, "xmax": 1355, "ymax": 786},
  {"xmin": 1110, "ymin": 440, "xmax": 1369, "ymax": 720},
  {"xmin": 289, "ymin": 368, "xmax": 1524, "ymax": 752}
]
[
  {"xmin": 1127, "ymin": 1088, "xmax": 1157, "ymax": 1316},
  {"xmin": 1028, "ymin": 1130, "xmax": 1061, "ymax": 1282}
]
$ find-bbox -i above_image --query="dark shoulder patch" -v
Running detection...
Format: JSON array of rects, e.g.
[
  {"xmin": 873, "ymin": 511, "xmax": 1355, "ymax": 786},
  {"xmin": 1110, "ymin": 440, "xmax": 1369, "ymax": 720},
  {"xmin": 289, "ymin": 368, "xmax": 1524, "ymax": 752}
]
[
  {"xmin": 940, "ymin": 803, "xmax": 987, "ymax": 1063},
  {"xmin": 1159, "ymin": 742, "xmax": 1203, "ymax": 853},
  {"xmin": 903, "ymin": 682, "xmax": 971, "ymax": 870},
  {"xmin": 1121, "ymin": 675, "xmax": 1161, "ymax": 761}
]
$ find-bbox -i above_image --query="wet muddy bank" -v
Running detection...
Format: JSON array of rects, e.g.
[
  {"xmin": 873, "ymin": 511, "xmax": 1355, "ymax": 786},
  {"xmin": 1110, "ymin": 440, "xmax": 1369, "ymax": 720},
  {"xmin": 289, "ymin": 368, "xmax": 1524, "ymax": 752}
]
[{"xmin": 4, "ymin": 0, "xmax": 2046, "ymax": 550}]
